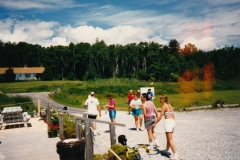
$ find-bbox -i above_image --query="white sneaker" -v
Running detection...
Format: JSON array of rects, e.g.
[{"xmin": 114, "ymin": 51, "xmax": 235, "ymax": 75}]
[
  {"xmin": 149, "ymin": 145, "xmax": 154, "ymax": 152},
  {"xmin": 139, "ymin": 127, "xmax": 144, "ymax": 131},
  {"xmin": 155, "ymin": 142, "xmax": 160, "ymax": 148},
  {"xmin": 169, "ymin": 155, "xmax": 178, "ymax": 160},
  {"xmin": 136, "ymin": 128, "xmax": 139, "ymax": 132}
]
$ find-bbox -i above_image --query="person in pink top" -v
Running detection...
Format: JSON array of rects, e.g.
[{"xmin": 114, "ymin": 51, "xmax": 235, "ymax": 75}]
[
  {"xmin": 141, "ymin": 93, "xmax": 160, "ymax": 150},
  {"xmin": 106, "ymin": 94, "xmax": 116, "ymax": 123}
]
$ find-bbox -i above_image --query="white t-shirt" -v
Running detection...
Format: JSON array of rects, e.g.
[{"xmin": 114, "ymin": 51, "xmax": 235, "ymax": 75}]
[
  {"xmin": 130, "ymin": 99, "xmax": 142, "ymax": 109},
  {"xmin": 84, "ymin": 97, "xmax": 99, "ymax": 114}
]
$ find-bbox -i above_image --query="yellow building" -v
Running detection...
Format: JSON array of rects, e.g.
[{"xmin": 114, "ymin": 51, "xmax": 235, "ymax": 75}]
[{"xmin": 0, "ymin": 67, "xmax": 45, "ymax": 80}]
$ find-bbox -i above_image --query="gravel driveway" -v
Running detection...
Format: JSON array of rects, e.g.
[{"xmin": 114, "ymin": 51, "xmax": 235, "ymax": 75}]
[
  {"xmin": 4, "ymin": 92, "xmax": 240, "ymax": 160},
  {"xmin": 80, "ymin": 107, "xmax": 240, "ymax": 160}
]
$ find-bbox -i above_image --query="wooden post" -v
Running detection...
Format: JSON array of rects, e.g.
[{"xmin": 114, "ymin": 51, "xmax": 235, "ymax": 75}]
[
  {"xmin": 58, "ymin": 114, "xmax": 64, "ymax": 140},
  {"xmin": 85, "ymin": 120, "xmax": 93, "ymax": 160},
  {"xmin": 37, "ymin": 99, "xmax": 40, "ymax": 117},
  {"xmin": 47, "ymin": 104, "xmax": 51, "ymax": 126},
  {"xmin": 109, "ymin": 124, "xmax": 116, "ymax": 146},
  {"xmin": 76, "ymin": 119, "xmax": 80, "ymax": 138},
  {"xmin": 75, "ymin": 116, "xmax": 125, "ymax": 159}
]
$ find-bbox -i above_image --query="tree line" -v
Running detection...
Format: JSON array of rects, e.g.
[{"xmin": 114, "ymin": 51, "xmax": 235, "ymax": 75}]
[{"xmin": 0, "ymin": 39, "xmax": 239, "ymax": 82}]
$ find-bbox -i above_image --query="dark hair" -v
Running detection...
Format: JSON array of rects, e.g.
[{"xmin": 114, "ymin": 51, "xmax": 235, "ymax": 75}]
[
  {"xmin": 142, "ymin": 93, "xmax": 150, "ymax": 101},
  {"xmin": 106, "ymin": 94, "xmax": 112, "ymax": 98},
  {"xmin": 134, "ymin": 93, "xmax": 140, "ymax": 98}
]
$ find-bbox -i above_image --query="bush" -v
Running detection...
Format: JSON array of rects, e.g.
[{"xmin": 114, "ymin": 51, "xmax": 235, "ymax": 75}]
[
  {"xmin": 94, "ymin": 143, "xmax": 144, "ymax": 160},
  {"xmin": 62, "ymin": 113, "xmax": 76, "ymax": 139},
  {"xmin": 0, "ymin": 94, "xmax": 37, "ymax": 112},
  {"xmin": 94, "ymin": 144, "xmax": 128, "ymax": 160},
  {"xmin": 212, "ymin": 99, "xmax": 225, "ymax": 108},
  {"xmin": 3, "ymin": 68, "xmax": 15, "ymax": 82}
]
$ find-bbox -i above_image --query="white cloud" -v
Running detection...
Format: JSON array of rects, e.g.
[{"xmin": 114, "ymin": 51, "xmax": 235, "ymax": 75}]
[
  {"xmin": 204, "ymin": 0, "xmax": 240, "ymax": 5},
  {"xmin": 0, "ymin": 0, "xmax": 83, "ymax": 10},
  {"xmin": 181, "ymin": 37, "xmax": 217, "ymax": 51},
  {"xmin": 0, "ymin": 0, "xmax": 239, "ymax": 51},
  {"xmin": 57, "ymin": 25, "xmax": 164, "ymax": 45},
  {"xmin": 0, "ymin": 18, "xmax": 168, "ymax": 47},
  {"xmin": 42, "ymin": 37, "xmax": 69, "ymax": 47},
  {"xmin": 0, "ymin": 18, "xmax": 58, "ymax": 45},
  {"xmin": 0, "ymin": 0, "xmax": 53, "ymax": 9}
]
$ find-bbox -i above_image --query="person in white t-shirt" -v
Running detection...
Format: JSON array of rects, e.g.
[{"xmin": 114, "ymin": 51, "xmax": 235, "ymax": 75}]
[
  {"xmin": 130, "ymin": 94, "xmax": 144, "ymax": 131},
  {"xmin": 84, "ymin": 92, "xmax": 101, "ymax": 131}
]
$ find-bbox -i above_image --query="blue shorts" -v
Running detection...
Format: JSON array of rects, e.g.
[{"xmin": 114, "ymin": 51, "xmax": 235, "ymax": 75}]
[
  {"xmin": 132, "ymin": 108, "xmax": 142, "ymax": 117},
  {"xmin": 109, "ymin": 110, "xmax": 116, "ymax": 119}
]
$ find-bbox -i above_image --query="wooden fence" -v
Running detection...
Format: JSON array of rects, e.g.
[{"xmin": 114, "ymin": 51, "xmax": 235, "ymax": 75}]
[{"xmin": 46, "ymin": 104, "xmax": 126, "ymax": 160}]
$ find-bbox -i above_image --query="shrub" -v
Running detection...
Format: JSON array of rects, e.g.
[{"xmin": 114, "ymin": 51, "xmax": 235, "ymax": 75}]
[
  {"xmin": 62, "ymin": 113, "xmax": 76, "ymax": 139},
  {"xmin": 0, "ymin": 94, "xmax": 37, "ymax": 112},
  {"xmin": 94, "ymin": 144, "xmax": 127, "ymax": 160},
  {"xmin": 3, "ymin": 68, "xmax": 15, "ymax": 82},
  {"xmin": 212, "ymin": 99, "xmax": 225, "ymax": 108}
]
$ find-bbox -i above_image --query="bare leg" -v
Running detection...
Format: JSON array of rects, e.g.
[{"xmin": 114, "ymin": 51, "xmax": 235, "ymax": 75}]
[
  {"xmin": 111, "ymin": 118, "xmax": 116, "ymax": 123},
  {"xmin": 147, "ymin": 128, "xmax": 153, "ymax": 142},
  {"xmin": 128, "ymin": 105, "xmax": 131, "ymax": 113},
  {"xmin": 152, "ymin": 126, "xmax": 157, "ymax": 140},
  {"xmin": 134, "ymin": 116, "xmax": 139, "ymax": 129},
  {"xmin": 165, "ymin": 132, "xmax": 170, "ymax": 150},
  {"xmin": 93, "ymin": 122, "xmax": 96, "ymax": 130},
  {"xmin": 166, "ymin": 132, "xmax": 176, "ymax": 153},
  {"xmin": 139, "ymin": 115, "xmax": 143, "ymax": 127}
]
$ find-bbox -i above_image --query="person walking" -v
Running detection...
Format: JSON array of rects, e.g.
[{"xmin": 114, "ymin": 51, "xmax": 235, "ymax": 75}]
[
  {"xmin": 127, "ymin": 90, "xmax": 134, "ymax": 115},
  {"xmin": 141, "ymin": 93, "xmax": 160, "ymax": 150},
  {"xmin": 84, "ymin": 92, "xmax": 101, "ymax": 134},
  {"xmin": 152, "ymin": 94, "xmax": 178, "ymax": 160},
  {"xmin": 130, "ymin": 94, "xmax": 144, "ymax": 131},
  {"xmin": 106, "ymin": 94, "xmax": 116, "ymax": 123}
]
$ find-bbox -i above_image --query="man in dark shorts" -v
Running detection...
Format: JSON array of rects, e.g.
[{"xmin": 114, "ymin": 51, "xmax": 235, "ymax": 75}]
[{"xmin": 84, "ymin": 92, "xmax": 101, "ymax": 133}]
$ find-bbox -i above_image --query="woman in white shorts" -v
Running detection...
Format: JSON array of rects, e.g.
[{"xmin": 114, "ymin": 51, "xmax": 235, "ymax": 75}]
[{"xmin": 152, "ymin": 94, "xmax": 178, "ymax": 160}]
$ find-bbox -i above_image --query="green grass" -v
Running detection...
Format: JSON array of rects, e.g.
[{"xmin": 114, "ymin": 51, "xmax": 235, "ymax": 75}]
[
  {"xmin": 0, "ymin": 80, "xmax": 83, "ymax": 93},
  {"xmin": 49, "ymin": 90, "xmax": 240, "ymax": 111},
  {"xmin": 166, "ymin": 90, "xmax": 240, "ymax": 108},
  {"xmin": 0, "ymin": 79, "xmax": 239, "ymax": 111},
  {"xmin": 0, "ymin": 94, "xmax": 37, "ymax": 112}
]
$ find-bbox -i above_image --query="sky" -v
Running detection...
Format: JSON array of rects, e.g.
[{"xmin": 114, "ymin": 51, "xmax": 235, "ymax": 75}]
[{"xmin": 0, "ymin": 0, "xmax": 240, "ymax": 51}]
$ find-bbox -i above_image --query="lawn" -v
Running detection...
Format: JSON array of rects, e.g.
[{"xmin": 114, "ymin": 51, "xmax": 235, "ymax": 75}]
[
  {"xmin": 96, "ymin": 90, "xmax": 240, "ymax": 111},
  {"xmin": 0, "ymin": 80, "xmax": 239, "ymax": 111}
]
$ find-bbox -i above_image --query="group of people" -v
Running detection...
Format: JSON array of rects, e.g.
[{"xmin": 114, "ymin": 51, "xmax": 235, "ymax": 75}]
[
  {"xmin": 84, "ymin": 92, "xmax": 116, "ymax": 131},
  {"xmin": 84, "ymin": 90, "xmax": 178, "ymax": 160}
]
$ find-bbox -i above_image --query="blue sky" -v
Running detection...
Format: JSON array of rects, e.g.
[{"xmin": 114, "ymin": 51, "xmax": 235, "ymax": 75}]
[{"xmin": 0, "ymin": 0, "xmax": 239, "ymax": 51}]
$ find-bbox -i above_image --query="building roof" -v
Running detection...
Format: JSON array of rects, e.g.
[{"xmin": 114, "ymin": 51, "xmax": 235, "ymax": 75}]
[{"xmin": 0, "ymin": 67, "xmax": 45, "ymax": 74}]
